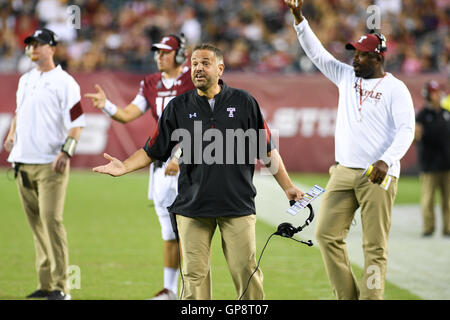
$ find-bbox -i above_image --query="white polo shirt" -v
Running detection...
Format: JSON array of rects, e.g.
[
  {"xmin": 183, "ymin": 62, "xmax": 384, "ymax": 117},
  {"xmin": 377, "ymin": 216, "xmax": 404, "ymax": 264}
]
[
  {"xmin": 294, "ymin": 20, "xmax": 415, "ymax": 178},
  {"xmin": 8, "ymin": 65, "xmax": 86, "ymax": 164}
]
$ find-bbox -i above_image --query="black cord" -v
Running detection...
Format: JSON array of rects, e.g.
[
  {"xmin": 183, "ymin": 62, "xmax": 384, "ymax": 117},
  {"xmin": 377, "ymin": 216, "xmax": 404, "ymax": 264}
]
[
  {"xmin": 238, "ymin": 232, "xmax": 276, "ymax": 300},
  {"xmin": 288, "ymin": 237, "xmax": 313, "ymax": 246}
]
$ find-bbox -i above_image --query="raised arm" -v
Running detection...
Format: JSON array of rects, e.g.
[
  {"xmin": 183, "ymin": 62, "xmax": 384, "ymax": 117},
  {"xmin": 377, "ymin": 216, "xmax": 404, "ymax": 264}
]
[
  {"xmin": 85, "ymin": 84, "xmax": 143, "ymax": 123},
  {"xmin": 285, "ymin": 0, "xmax": 352, "ymax": 85}
]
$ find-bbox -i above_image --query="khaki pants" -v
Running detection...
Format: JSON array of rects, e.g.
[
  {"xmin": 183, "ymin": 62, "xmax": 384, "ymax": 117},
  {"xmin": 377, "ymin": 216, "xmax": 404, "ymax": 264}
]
[
  {"xmin": 16, "ymin": 163, "xmax": 70, "ymax": 293},
  {"xmin": 420, "ymin": 171, "xmax": 450, "ymax": 234},
  {"xmin": 176, "ymin": 214, "xmax": 264, "ymax": 300},
  {"xmin": 315, "ymin": 164, "xmax": 397, "ymax": 300}
]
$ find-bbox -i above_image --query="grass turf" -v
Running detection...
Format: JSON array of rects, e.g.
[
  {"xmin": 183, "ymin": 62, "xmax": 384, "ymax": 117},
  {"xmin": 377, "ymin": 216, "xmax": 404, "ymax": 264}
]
[{"xmin": 0, "ymin": 169, "xmax": 420, "ymax": 300}]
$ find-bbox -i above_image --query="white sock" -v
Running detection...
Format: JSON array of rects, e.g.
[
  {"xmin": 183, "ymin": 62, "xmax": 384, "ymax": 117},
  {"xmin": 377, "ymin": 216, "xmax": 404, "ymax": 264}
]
[{"xmin": 164, "ymin": 267, "xmax": 179, "ymax": 294}]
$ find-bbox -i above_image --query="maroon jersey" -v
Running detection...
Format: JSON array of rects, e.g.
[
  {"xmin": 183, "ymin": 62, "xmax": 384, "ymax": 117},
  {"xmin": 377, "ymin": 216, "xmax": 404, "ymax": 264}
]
[{"xmin": 137, "ymin": 65, "xmax": 194, "ymax": 120}]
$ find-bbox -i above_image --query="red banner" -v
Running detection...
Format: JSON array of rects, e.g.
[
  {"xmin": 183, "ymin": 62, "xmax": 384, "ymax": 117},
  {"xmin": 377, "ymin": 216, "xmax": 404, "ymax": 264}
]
[{"xmin": 0, "ymin": 71, "xmax": 446, "ymax": 172}]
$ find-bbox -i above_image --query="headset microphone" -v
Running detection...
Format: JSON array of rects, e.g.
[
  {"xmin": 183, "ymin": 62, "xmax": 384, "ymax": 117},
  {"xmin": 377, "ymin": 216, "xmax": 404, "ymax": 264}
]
[
  {"xmin": 239, "ymin": 201, "xmax": 316, "ymax": 300},
  {"xmin": 274, "ymin": 203, "xmax": 314, "ymax": 246}
]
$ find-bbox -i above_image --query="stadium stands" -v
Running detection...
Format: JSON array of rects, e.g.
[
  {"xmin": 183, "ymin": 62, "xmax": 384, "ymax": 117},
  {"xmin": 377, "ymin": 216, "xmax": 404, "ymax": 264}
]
[{"xmin": 0, "ymin": 0, "xmax": 447, "ymax": 74}]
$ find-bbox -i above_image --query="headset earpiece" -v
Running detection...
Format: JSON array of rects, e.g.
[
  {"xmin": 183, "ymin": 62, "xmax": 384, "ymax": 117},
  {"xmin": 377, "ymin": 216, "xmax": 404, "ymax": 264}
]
[
  {"xmin": 370, "ymin": 30, "xmax": 387, "ymax": 53},
  {"xmin": 276, "ymin": 223, "xmax": 297, "ymax": 238},
  {"xmin": 369, "ymin": 30, "xmax": 387, "ymax": 54},
  {"xmin": 173, "ymin": 33, "xmax": 187, "ymax": 65}
]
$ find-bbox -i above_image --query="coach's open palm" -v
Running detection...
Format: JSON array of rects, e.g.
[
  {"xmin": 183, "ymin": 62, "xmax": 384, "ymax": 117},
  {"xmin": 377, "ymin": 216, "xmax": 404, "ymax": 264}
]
[
  {"xmin": 93, "ymin": 153, "xmax": 126, "ymax": 176},
  {"xmin": 85, "ymin": 84, "xmax": 106, "ymax": 109}
]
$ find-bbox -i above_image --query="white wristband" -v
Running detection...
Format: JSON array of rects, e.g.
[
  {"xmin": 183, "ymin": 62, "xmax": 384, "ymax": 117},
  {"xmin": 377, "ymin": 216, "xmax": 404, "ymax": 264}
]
[
  {"xmin": 173, "ymin": 147, "xmax": 182, "ymax": 160},
  {"xmin": 102, "ymin": 99, "xmax": 118, "ymax": 117}
]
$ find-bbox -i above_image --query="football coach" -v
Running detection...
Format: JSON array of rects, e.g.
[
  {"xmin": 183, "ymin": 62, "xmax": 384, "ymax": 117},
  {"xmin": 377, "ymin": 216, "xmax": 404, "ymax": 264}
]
[{"xmin": 93, "ymin": 43, "xmax": 304, "ymax": 300}]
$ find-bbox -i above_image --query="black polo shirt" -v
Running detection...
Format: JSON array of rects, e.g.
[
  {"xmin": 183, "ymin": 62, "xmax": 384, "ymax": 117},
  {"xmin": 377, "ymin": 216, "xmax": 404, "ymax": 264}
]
[
  {"xmin": 415, "ymin": 106, "xmax": 450, "ymax": 172},
  {"xmin": 143, "ymin": 80, "xmax": 276, "ymax": 218}
]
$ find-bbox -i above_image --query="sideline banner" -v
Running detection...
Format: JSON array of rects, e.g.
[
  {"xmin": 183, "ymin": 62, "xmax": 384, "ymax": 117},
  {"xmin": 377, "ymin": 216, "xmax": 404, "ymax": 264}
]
[{"xmin": 0, "ymin": 72, "xmax": 445, "ymax": 172}]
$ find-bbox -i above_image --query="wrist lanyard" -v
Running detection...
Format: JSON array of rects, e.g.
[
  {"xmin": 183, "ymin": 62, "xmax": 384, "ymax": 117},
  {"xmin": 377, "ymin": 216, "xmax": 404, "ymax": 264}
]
[{"xmin": 358, "ymin": 74, "xmax": 386, "ymax": 121}]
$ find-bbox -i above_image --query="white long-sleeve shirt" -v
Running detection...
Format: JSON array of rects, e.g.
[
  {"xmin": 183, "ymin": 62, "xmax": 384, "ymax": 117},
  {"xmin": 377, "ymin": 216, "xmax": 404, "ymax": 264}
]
[{"xmin": 294, "ymin": 19, "xmax": 415, "ymax": 178}]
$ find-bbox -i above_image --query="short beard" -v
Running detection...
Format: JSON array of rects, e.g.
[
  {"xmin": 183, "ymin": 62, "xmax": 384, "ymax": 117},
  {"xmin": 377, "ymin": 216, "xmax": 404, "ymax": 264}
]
[
  {"xmin": 355, "ymin": 68, "xmax": 374, "ymax": 79},
  {"xmin": 193, "ymin": 77, "xmax": 213, "ymax": 92}
]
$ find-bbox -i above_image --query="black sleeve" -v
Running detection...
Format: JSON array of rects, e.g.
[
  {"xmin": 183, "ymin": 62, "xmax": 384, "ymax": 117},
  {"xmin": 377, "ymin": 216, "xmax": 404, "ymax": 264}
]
[
  {"xmin": 143, "ymin": 100, "xmax": 178, "ymax": 162},
  {"xmin": 248, "ymin": 95, "xmax": 277, "ymax": 159}
]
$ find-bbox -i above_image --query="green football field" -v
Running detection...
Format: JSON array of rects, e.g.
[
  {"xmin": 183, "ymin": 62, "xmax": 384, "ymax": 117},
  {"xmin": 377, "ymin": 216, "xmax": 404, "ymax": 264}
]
[{"xmin": 0, "ymin": 169, "xmax": 421, "ymax": 300}]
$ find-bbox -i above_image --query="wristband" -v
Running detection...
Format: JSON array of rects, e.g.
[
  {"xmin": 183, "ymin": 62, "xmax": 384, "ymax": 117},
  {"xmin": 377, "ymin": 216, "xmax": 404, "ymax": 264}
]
[
  {"xmin": 62, "ymin": 136, "xmax": 77, "ymax": 157},
  {"xmin": 102, "ymin": 99, "xmax": 118, "ymax": 117},
  {"xmin": 173, "ymin": 147, "xmax": 182, "ymax": 160}
]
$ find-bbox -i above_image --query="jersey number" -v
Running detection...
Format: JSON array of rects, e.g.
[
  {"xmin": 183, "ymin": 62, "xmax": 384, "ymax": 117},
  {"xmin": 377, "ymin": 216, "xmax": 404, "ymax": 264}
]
[{"xmin": 155, "ymin": 96, "xmax": 175, "ymax": 118}]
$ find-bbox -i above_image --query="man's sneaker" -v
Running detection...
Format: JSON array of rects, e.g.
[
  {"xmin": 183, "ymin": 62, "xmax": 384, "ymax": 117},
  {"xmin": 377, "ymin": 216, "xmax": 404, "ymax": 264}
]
[
  {"xmin": 46, "ymin": 290, "xmax": 71, "ymax": 300},
  {"xmin": 150, "ymin": 288, "xmax": 177, "ymax": 300},
  {"xmin": 26, "ymin": 290, "xmax": 50, "ymax": 299}
]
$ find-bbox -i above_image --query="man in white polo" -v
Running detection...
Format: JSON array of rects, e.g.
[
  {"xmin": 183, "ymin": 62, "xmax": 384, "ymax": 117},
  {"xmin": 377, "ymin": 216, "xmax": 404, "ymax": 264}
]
[{"xmin": 3, "ymin": 28, "xmax": 85, "ymax": 300}]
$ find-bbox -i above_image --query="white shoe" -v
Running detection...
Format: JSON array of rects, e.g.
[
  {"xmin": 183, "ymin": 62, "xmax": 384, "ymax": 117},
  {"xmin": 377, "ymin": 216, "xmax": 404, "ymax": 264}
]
[{"xmin": 150, "ymin": 288, "xmax": 177, "ymax": 300}]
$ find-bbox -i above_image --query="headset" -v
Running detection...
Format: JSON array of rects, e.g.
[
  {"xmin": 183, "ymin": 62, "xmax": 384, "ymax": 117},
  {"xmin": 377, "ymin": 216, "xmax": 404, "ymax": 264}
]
[
  {"xmin": 275, "ymin": 202, "xmax": 314, "ymax": 245},
  {"xmin": 369, "ymin": 30, "xmax": 387, "ymax": 54},
  {"xmin": 172, "ymin": 33, "xmax": 187, "ymax": 65},
  {"xmin": 170, "ymin": 202, "xmax": 315, "ymax": 300},
  {"xmin": 238, "ymin": 203, "xmax": 315, "ymax": 300},
  {"xmin": 154, "ymin": 33, "xmax": 187, "ymax": 65}
]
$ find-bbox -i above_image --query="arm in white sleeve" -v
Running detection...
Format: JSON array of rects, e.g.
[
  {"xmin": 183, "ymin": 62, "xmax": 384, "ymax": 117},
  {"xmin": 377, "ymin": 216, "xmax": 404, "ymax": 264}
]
[
  {"xmin": 130, "ymin": 93, "xmax": 148, "ymax": 114},
  {"xmin": 380, "ymin": 83, "xmax": 415, "ymax": 167},
  {"xmin": 293, "ymin": 19, "xmax": 352, "ymax": 86}
]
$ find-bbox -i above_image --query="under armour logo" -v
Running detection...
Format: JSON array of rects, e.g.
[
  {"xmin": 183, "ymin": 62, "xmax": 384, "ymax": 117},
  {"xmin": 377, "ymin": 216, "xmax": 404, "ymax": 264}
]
[
  {"xmin": 227, "ymin": 107, "xmax": 236, "ymax": 117},
  {"xmin": 189, "ymin": 113, "xmax": 197, "ymax": 118}
]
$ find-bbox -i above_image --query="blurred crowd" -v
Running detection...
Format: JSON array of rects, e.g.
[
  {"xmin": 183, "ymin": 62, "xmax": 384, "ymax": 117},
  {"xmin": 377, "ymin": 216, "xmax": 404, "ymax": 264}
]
[{"xmin": 0, "ymin": 0, "xmax": 448, "ymax": 74}]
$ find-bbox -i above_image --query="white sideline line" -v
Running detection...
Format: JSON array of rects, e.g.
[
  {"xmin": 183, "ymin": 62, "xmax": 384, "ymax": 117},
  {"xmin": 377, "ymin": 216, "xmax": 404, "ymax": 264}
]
[{"xmin": 254, "ymin": 174, "xmax": 450, "ymax": 300}]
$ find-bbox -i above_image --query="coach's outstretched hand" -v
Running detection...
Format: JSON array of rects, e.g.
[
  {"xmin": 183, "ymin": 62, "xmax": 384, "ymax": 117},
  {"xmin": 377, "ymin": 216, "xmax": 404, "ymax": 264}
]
[{"xmin": 93, "ymin": 153, "xmax": 126, "ymax": 177}]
